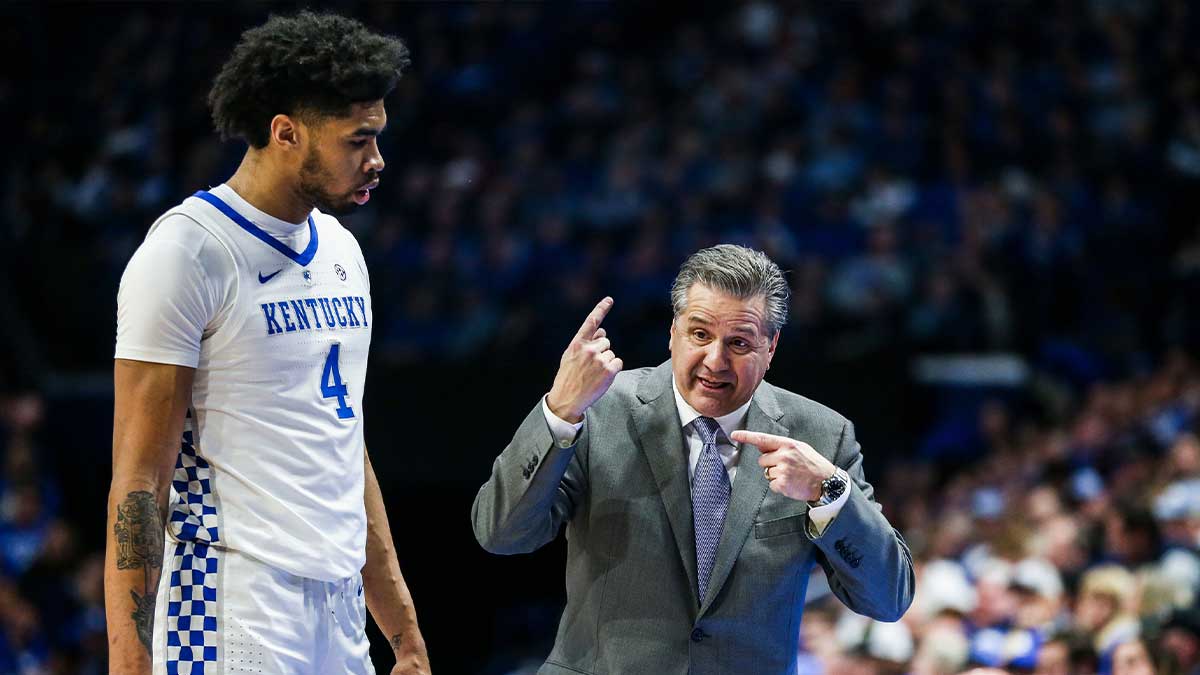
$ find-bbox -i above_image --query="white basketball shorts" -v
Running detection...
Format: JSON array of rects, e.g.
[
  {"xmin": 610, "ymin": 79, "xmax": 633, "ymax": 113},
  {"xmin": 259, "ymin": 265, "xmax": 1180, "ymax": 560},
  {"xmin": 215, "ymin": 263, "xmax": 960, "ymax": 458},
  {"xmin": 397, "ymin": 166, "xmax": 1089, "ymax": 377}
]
[{"xmin": 151, "ymin": 538, "xmax": 375, "ymax": 675}]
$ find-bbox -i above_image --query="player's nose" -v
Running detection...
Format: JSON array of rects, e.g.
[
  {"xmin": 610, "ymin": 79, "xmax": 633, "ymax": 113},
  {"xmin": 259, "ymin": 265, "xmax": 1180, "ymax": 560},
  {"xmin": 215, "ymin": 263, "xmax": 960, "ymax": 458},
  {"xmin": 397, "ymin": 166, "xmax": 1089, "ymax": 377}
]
[{"xmin": 366, "ymin": 141, "xmax": 384, "ymax": 173}]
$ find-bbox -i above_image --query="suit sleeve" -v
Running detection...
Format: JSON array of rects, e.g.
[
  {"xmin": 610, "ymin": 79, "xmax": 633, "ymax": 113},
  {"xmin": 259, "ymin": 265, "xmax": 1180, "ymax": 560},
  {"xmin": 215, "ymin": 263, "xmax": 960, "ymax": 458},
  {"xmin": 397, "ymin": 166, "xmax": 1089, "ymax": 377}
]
[
  {"xmin": 808, "ymin": 420, "xmax": 915, "ymax": 622},
  {"xmin": 471, "ymin": 400, "xmax": 589, "ymax": 555}
]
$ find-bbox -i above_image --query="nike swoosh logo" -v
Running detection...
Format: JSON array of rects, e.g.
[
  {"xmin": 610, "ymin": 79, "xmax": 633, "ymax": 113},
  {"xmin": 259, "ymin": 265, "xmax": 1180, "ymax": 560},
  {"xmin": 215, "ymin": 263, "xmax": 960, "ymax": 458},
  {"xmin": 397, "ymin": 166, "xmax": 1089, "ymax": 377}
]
[{"xmin": 258, "ymin": 269, "xmax": 283, "ymax": 284}]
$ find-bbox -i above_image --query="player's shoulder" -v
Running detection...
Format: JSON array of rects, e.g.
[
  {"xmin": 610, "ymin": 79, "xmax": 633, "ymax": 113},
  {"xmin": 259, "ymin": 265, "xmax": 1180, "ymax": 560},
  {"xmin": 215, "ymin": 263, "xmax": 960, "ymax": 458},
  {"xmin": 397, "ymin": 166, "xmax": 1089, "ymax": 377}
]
[
  {"xmin": 133, "ymin": 200, "xmax": 235, "ymax": 278},
  {"xmin": 146, "ymin": 199, "xmax": 219, "ymax": 244}
]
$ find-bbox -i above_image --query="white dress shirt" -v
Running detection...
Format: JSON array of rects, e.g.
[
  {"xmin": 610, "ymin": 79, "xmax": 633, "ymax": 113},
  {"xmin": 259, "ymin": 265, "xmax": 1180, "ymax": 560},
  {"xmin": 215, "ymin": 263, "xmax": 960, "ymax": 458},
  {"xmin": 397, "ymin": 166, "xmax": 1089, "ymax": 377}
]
[{"xmin": 540, "ymin": 380, "xmax": 849, "ymax": 535}]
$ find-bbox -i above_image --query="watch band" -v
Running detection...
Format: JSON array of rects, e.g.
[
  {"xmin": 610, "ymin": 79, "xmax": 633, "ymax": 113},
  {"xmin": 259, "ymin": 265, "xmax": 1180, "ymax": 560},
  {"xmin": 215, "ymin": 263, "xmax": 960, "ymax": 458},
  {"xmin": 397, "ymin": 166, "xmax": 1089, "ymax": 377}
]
[{"xmin": 813, "ymin": 468, "xmax": 848, "ymax": 507}]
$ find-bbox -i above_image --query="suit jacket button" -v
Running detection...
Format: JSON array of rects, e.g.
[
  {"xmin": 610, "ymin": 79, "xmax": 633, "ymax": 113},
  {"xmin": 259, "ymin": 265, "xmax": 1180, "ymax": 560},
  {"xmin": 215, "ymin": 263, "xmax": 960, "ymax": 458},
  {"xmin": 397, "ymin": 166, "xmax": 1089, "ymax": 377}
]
[{"xmin": 690, "ymin": 628, "xmax": 707, "ymax": 643}]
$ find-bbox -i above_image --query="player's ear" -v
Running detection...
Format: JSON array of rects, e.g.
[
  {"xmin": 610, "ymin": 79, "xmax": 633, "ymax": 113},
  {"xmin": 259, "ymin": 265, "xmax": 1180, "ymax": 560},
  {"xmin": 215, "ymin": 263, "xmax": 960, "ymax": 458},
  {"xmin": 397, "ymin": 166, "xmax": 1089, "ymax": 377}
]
[{"xmin": 268, "ymin": 114, "xmax": 301, "ymax": 150}]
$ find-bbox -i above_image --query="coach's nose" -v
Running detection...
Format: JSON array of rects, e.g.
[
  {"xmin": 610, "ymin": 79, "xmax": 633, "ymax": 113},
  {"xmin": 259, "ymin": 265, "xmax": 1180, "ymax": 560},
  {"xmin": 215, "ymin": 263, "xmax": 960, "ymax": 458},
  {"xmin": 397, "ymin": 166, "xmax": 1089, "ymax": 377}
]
[{"xmin": 701, "ymin": 340, "xmax": 730, "ymax": 372}]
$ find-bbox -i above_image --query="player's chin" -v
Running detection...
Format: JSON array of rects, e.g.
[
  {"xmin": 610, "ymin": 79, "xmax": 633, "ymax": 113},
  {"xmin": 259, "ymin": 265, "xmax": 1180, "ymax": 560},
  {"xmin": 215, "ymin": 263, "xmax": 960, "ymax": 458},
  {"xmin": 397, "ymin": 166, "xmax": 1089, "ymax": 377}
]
[{"xmin": 323, "ymin": 197, "xmax": 363, "ymax": 216}]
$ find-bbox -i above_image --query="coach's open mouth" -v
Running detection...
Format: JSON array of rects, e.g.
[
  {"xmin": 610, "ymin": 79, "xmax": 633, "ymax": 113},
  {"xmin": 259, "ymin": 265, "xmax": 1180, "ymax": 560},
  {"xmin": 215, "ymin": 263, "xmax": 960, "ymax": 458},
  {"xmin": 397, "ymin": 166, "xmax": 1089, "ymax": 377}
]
[{"xmin": 698, "ymin": 377, "xmax": 730, "ymax": 390}]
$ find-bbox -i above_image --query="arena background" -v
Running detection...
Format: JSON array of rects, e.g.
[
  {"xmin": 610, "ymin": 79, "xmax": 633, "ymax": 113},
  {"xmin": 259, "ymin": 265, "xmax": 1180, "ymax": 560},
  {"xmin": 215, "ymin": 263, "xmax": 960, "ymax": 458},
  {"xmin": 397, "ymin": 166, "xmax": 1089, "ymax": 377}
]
[{"xmin": 2, "ymin": 1, "xmax": 1200, "ymax": 673}]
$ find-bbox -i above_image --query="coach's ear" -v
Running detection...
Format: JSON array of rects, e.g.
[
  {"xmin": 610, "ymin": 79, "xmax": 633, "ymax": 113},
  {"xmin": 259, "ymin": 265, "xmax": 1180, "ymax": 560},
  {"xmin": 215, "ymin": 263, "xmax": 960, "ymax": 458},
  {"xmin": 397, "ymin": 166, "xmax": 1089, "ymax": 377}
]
[{"xmin": 268, "ymin": 114, "xmax": 302, "ymax": 152}]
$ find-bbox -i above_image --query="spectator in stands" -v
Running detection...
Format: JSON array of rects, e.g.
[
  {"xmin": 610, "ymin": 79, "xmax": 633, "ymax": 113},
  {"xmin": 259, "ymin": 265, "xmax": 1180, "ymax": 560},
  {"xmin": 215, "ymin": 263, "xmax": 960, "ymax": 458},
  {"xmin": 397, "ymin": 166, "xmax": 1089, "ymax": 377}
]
[{"xmin": 1075, "ymin": 565, "xmax": 1141, "ymax": 656}]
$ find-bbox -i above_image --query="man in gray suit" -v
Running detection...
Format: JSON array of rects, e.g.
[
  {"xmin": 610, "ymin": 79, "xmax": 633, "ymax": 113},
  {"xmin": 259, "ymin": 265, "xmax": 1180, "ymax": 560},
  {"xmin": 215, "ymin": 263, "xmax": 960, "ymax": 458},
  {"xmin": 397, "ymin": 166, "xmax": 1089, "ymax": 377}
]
[{"xmin": 473, "ymin": 244, "xmax": 914, "ymax": 674}]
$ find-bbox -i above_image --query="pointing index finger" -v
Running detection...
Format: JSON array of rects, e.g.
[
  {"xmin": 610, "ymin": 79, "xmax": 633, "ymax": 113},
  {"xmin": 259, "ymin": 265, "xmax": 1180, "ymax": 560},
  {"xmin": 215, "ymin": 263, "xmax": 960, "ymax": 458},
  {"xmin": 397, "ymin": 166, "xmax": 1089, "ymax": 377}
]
[
  {"xmin": 575, "ymin": 296, "xmax": 614, "ymax": 342},
  {"xmin": 730, "ymin": 430, "xmax": 792, "ymax": 452}
]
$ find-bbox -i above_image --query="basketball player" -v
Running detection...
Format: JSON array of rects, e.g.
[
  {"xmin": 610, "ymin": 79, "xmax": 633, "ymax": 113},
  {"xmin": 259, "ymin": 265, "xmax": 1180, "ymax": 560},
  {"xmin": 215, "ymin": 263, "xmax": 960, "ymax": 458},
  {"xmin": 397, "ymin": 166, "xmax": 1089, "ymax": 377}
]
[{"xmin": 105, "ymin": 12, "xmax": 430, "ymax": 674}]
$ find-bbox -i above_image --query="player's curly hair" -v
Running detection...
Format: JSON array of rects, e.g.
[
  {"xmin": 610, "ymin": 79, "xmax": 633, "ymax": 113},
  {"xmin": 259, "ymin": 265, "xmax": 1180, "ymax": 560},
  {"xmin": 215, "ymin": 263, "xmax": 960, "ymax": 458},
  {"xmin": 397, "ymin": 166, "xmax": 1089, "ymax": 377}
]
[{"xmin": 208, "ymin": 11, "xmax": 411, "ymax": 148}]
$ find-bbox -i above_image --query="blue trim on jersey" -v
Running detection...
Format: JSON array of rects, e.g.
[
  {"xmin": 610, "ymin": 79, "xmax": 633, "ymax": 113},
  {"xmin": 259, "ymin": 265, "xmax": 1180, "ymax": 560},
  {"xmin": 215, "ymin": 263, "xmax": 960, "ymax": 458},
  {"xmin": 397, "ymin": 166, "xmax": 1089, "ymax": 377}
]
[
  {"xmin": 170, "ymin": 429, "xmax": 220, "ymax": 544},
  {"xmin": 166, "ymin": 540, "xmax": 220, "ymax": 673},
  {"xmin": 193, "ymin": 190, "xmax": 319, "ymax": 266}
]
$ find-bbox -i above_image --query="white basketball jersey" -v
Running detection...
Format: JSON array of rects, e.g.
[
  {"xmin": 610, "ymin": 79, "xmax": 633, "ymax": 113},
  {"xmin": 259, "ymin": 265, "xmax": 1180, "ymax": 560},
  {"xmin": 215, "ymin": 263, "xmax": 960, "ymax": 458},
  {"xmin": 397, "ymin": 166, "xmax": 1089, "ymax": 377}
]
[{"xmin": 117, "ymin": 185, "xmax": 372, "ymax": 581}]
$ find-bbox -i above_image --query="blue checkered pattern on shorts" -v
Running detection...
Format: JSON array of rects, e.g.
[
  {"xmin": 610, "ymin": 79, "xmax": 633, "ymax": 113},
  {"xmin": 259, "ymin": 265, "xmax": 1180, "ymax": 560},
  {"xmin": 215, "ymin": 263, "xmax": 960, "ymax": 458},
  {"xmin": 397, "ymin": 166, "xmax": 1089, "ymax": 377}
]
[
  {"xmin": 166, "ymin": 540, "xmax": 220, "ymax": 674},
  {"xmin": 169, "ymin": 429, "xmax": 220, "ymax": 544},
  {"xmin": 690, "ymin": 416, "xmax": 730, "ymax": 602}
]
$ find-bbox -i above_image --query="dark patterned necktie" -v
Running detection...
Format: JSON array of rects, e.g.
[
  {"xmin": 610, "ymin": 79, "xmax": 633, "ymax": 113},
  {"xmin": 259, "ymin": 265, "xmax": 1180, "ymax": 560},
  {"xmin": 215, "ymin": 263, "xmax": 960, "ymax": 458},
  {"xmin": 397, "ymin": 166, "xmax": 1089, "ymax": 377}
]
[{"xmin": 691, "ymin": 416, "xmax": 730, "ymax": 602}]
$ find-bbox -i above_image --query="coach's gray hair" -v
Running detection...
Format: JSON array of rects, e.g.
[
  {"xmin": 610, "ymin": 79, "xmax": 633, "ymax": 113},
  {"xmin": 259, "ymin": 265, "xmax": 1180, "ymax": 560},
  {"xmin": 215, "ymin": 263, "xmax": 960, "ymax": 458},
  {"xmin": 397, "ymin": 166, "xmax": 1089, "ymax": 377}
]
[{"xmin": 670, "ymin": 244, "xmax": 789, "ymax": 336}]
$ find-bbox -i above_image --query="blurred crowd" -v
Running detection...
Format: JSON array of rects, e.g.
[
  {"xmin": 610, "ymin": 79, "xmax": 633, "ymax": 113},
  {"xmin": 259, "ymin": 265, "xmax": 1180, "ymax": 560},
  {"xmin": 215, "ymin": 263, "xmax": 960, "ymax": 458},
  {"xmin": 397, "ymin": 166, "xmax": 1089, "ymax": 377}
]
[
  {"xmin": 0, "ymin": 395, "xmax": 106, "ymax": 674},
  {"xmin": 3, "ymin": 0, "xmax": 1200, "ymax": 672},
  {"xmin": 4, "ymin": 0, "xmax": 1200, "ymax": 377},
  {"xmin": 822, "ymin": 351, "xmax": 1200, "ymax": 675}
]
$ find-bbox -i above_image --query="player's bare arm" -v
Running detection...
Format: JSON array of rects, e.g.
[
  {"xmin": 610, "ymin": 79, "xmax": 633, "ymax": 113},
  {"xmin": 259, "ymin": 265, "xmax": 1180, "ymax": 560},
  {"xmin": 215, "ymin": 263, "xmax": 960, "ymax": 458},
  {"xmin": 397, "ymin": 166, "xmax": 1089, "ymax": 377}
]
[
  {"xmin": 362, "ymin": 448, "xmax": 431, "ymax": 675},
  {"xmin": 106, "ymin": 359, "xmax": 194, "ymax": 674}
]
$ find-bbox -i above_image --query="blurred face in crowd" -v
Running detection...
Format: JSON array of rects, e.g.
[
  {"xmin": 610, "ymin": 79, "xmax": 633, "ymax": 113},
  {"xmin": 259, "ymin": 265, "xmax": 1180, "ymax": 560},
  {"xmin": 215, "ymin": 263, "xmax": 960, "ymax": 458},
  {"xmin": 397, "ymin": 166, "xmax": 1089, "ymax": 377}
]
[
  {"xmin": 1013, "ymin": 587, "xmax": 1062, "ymax": 630},
  {"xmin": 1163, "ymin": 627, "xmax": 1200, "ymax": 669},
  {"xmin": 1034, "ymin": 640, "xmax": 1069, "ymax": 675},
  {"xmin": 972, "ymin": 570, "xmax": 1018, "ymax": 628},
  {"xmin": 910, "ymin": 621, "xmax": 969, "ymax": 675},
  {"xmin": 1159, "ymin": 516, "xmax": 1200, "ymax": 548},
  {"xmin": 1074, "ymin": 591, "xmax": 1118, "ymax": 632},
  {"xmin": 799, "ymin": 609, "xmax": 841, "ymax": 662},
  {"xmin": 669, "ymin": 284, "xmax": 778, "ymax": 418},
  {"xmin": 1043, "ymin": 515, "xmax": 1088, "ymax": 573},
  {"xmin": 296, "ymin": 100, "xmax": 386, "ymax": 216},
  {"xmin": 1112, "ymin": 640, "xmax": 1155, "ymax": 675},
  {"xmin": 1169, "ymin": 433, "xmax": 1200, "ymax": 476}
]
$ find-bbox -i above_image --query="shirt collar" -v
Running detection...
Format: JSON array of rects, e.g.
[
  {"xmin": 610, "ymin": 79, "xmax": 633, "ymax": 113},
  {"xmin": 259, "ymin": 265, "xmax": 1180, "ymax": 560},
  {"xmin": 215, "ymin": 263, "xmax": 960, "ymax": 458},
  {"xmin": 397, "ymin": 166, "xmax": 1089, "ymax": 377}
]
[
  {"xmin": 671, "ymin": 376, "xmax": 753, "ymax": 444},
  {"xmin": 212, "ymin": 183, "xmax": 311, "ymax": 236}
]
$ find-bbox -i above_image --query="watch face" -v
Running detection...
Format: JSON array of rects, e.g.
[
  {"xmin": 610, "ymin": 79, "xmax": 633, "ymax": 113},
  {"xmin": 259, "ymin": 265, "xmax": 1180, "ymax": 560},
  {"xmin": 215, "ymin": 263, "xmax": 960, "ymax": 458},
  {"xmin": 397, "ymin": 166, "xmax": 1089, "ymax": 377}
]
[{"xmin": 824, "ymin": 474, "xmax": 846, "ymax": 501}]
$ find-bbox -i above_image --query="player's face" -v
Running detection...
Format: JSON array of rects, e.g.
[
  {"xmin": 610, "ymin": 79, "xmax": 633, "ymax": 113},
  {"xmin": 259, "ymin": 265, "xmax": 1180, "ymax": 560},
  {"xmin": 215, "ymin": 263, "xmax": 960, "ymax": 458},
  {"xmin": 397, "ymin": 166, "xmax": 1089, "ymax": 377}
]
[
  {"xmin": 297, "ymin": 100, "xmax": 387, "ymax": 216},
  {"xmin": 668, "ymin": 283, "xmax": 778, "ymax": 418}
]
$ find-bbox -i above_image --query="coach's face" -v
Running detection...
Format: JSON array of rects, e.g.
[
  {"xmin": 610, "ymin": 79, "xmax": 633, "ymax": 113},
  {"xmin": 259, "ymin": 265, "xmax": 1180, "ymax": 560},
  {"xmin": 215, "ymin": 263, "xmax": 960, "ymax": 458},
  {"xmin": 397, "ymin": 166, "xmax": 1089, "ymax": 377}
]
[
  {"xmin": 669, "ymin": 283, "xmax": 778, "ymax": 418},
  {"xmin": 297, "ymin": 100, "xmax": 386, "ymax": 215}
]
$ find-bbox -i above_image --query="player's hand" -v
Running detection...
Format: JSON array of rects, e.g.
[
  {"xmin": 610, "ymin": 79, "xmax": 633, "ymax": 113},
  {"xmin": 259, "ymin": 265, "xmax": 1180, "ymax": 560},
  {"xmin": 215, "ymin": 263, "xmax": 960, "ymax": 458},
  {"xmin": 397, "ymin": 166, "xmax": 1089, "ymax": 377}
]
[
  {"xmin": 730, "ymin": 430, "xmax": 838, "ymax": 502},
  {"xmin": 546, "ymin": 297, "xmax": 623, "ymax": 423}
]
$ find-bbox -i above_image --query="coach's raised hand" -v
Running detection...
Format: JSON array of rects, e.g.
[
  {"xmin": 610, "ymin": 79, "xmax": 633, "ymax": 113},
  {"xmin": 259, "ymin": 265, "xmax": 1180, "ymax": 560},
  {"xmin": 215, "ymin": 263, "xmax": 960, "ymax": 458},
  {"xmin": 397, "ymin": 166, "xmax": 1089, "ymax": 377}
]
[{"xmin": 546, "ymin": 297, "xmax": 623, "ymax": 423}]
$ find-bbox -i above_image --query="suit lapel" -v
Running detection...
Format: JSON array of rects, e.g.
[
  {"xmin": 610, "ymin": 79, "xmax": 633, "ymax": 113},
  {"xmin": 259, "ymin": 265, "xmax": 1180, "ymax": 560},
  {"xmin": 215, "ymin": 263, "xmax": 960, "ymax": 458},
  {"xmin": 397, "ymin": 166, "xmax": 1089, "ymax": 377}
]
[
  {"xmin": 699, "ymin": 381, "xmax": 789, "ymax": 614},
  {"xmin": 632, "ymin": 362, "xmax": 699, "ymax": 610}
]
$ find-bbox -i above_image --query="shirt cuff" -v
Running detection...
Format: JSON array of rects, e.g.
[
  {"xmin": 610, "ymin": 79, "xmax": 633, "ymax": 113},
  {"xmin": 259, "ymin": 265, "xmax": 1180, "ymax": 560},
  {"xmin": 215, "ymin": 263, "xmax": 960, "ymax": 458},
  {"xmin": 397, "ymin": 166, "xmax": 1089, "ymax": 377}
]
[
  {"xmin": 541, "ymin": 395, "xmax": 584, "ymax": 448},
  {"xmin": 807, "ymin": 468, "xmax": 851, "ymax": 538}
]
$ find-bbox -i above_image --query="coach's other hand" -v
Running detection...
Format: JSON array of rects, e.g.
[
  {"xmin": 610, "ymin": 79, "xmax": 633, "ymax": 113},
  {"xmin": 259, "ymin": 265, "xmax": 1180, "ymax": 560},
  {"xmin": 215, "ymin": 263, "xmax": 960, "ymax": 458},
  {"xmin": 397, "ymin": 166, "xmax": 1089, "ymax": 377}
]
[
  {"xmin": 731, "ymin": 430, "xmax": 838, "ymax": 502},
  {"xmin": 547, "ymin": 297, "xmax": 623, "ymax": 424}
]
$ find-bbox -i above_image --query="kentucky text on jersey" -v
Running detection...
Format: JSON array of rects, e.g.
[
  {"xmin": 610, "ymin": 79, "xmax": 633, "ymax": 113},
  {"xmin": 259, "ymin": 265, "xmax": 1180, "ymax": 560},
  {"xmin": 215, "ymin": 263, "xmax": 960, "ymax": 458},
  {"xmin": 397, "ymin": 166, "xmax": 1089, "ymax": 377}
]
[{"xmin": 261, "ymin": 295, "xmax": 370, "ymax": 335}]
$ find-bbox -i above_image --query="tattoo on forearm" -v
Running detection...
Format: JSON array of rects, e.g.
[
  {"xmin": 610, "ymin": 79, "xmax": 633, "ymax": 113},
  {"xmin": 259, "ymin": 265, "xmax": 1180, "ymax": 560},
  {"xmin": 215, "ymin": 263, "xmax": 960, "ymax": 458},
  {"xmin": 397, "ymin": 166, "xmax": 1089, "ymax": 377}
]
[
  {"xmin": 115, "ymin": 490, "xmax": 162, "ymax": 570},
  {"xmin": 390, "ymin": 633, "xmax": 404, "ymax": 651},
  {"xmin": 130, "ymin": 589, "xmax": 157, "ymax": 651},
  {"xmin": 114, "ymin": 490, "xmax": 164, "ymax": 655}
]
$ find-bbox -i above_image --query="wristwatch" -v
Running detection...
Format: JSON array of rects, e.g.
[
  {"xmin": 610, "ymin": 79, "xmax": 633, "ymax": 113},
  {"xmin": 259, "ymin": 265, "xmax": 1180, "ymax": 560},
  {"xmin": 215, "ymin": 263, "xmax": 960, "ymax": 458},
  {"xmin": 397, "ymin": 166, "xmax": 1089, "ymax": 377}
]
[{"xmin": 810, "ymin": 469, "xmax": 847, "ymax": 507}]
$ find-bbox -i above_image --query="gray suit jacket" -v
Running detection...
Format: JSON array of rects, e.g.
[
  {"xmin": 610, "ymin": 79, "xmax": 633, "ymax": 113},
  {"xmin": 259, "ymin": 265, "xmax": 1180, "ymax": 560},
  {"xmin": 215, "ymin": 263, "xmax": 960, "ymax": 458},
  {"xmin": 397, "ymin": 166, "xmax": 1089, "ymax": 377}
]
[{"xmin": 472, "ymin": 362, "xmax": 914, "ymax": 675}]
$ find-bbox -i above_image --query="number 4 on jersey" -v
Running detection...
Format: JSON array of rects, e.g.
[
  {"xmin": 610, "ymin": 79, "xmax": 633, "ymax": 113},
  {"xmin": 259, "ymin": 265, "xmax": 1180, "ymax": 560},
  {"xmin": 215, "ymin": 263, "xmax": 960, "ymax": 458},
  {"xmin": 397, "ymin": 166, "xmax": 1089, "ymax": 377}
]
[{"xmin": 321, "ymin": 344, "xmax": 355, "ymax": 419}]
